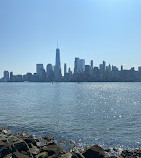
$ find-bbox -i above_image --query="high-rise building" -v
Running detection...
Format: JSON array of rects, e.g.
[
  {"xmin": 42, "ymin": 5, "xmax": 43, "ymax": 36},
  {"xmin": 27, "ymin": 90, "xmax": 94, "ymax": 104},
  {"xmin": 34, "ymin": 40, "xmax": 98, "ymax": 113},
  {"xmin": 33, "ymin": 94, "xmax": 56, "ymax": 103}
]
[
  {"xmin": 138, "ymin": 66, "xmax": 141, "ymax": 72},
  {"xmin": 3, "ymin": 71, "xmax": 9, "ymax": 82},
  {"xmin": 99, "ymin": 64, "xmax": 103, "ymax": 72},
  {"xmin": 56, "ymin": 48, "xmax": 61, "ymax": 67},
  {"xmin": 74, "ymin": 58, "xmax": 80, "ymax": 74},
  {"xmin": 54, "ymin": 65, "xmax": 62, "ymax": 81},
  {"xmin": 68, "ymin": 67, "xmax": 73, "ymax": 80},
  {"xmin": 85, "ymin": 65, "xmax": 91, "ymax": 75},
  {"xmin": 84, "ymin": 65, "xmax": 92, "ymax": 81},
  {"xmin": 46, "ymin": 64, "xmax": 53, "ymax": 74},
  {"xmin": 54, "ymin": 47, "xmax": 62, "ymax": 81},
  {"xmin": 121, "ymin": 65, "xmax": 123, "ymax": 71},
  {"xmin": 36, "ymin": 64, "xmax": 44, "ymax": 79},
  {"xmin": 90, "ymin": 60, "xmax": 93, "ymax": 69},
  {"xmin": 36, "ymin": 64, "xmax": 43, "ymax": 75},
  {"xmin": 103, "ymin": 61, "xmax": 106, "ymax": 72},
  {"xmin": 64, "ymin": 63, "xmax": 67, "ymax": 76},
  {"xmin": 46, "ymin": 64, "xmax": 54, "ymax": 81},
  {"xmin": 10, "ymin": 72, "xmax": 14, "ymax": 82},
  {"xmin": 138, "ymin": 66, "xmax": 141, "ymax": 79},
  {"xmin": 74, "ymin": 58, "xmax": 85, "ymax": 74},
  {"xmin": 112, "ymin": 66, "xmax": 119, "ymax": 79},
  {"xmin": 79, "ymin": 59, "xmax": 85, "ymax": 73}
]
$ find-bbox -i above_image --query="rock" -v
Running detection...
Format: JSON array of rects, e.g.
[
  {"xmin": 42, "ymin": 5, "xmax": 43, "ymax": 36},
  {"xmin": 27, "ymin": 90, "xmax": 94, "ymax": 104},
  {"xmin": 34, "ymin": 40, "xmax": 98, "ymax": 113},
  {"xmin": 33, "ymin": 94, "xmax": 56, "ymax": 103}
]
[
  {"xmin": 0, "ymin": 146, "xmax": 12, "ymax": 158},
  {"xmin": 0, "ymin": 134, "xmax": 8, "ymax": 141},
  {"xmin": 4, "ymin": 153, "xmax": 12, "ymax": 158},
  {"xmin": 61, "ymin": 152, "xmax": 72, "ymax": 158},
  {"xmin": 7, "ymin": 136, "xmax": 19, "ymax": 144},
  {"xmin": 2, "ymin": 130, "xmax": 11, "ymax": 135},
  {"xmin": 13, "ymin": 141, "xmax": 29, "ymax": 153},
  {"xmin": 21, "ymin": 132, "xmax": 29, "ymax": 137},
  {"xmin": 105, "ymin": 149, "xmax": 111, "ymax": 153},
  {"xmin": 41, "ymin": 144, "xmax": 63, "ymax": 157},
  {"xmin": 133, "ymin": 149, "xmax": 141, "ymax": 157},
  {"xmin": 36, "ymin": 152, "xmax": 48, "ymax": 158},
  {"xmin": 121, "ymin": 150, "xmax": 133, "ymax": 157},
  {"xmin": 36, "ymin": 141, "xmax": 44, "ymax": 148},
  {"xmin": 0, "ymin": 139, "xmax": 6, "ymax": 148},
  {"xmin": 43, "ymin": 136, "xmax": 52, "ymax": 142},
  {"xmin": 47, "ymin": 142, "xmax": 57, "ymax": 146},
  {"xmin": 29, "ymin": 144, "xmax": 40, "ymax": 155},
  {"xmin": 72, "ymin": 152, "xmax": 85, "ymax": 158},
  {"xmin": 113, "ymin": 148, "xmax": 119, "ymax": 153},
  {"xmin": 22, "ymin": 136, "xmax": 37, "ymax": 146},
  {"xmin": 12, "ymin": 152, "xmax": 31, "ymax": 158},
  {"xmin": 121, "ymin": 149, "xmax": 141, "ymax": 158},
  {"xmin": 83, "ymin": 145, "xmax": 109, "ymax": 158}
]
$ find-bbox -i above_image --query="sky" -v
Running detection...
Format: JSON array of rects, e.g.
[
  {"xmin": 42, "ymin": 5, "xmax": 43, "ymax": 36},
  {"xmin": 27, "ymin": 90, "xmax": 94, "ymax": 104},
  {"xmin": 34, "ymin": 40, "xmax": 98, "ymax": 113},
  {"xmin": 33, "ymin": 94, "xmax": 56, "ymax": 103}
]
[{"xmin": 0, "ymin": 0, "xmax": 141, "ymax": 77}]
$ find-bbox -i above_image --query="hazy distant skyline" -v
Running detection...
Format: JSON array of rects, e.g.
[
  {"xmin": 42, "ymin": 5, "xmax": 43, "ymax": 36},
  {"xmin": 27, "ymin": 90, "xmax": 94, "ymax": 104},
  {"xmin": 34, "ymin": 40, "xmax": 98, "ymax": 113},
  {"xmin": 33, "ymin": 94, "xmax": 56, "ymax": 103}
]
[{"xmin": 0, "ymin": 0, "xmax": 141, "ymax": 77}]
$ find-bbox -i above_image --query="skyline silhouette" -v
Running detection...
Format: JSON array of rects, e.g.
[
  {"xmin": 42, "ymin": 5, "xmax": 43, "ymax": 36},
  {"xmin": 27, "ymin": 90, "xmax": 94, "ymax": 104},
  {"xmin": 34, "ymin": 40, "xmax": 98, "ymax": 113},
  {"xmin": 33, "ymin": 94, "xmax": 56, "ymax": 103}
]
[{"xmin": 1, "ymin": 46, "xmax": 141, "ymax": 82}]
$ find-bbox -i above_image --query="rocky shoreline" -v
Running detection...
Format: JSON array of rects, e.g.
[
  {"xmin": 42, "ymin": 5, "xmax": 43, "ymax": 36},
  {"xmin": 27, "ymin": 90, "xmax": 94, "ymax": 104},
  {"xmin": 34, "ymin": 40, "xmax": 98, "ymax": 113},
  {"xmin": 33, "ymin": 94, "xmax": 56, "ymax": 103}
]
[{"xmin": 0, "ymin": 128, "xmax": 141, "ymax": 158}]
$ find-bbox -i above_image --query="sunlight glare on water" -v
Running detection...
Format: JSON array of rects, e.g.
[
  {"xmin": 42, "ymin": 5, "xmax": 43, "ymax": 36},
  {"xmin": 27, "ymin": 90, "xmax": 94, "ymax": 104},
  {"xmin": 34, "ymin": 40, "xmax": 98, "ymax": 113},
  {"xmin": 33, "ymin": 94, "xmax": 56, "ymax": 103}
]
[{"xmin": 0, "ymin": 82, "xmax": 141, "ymax": 149}]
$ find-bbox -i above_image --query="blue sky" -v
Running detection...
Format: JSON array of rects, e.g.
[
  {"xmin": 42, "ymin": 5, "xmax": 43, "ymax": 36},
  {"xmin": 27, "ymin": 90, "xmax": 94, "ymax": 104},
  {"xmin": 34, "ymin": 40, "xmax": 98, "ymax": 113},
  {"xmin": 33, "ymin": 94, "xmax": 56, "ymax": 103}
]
[{"xmin": 0, "ymin": 0, "xmax": 141, "ymax": 77}]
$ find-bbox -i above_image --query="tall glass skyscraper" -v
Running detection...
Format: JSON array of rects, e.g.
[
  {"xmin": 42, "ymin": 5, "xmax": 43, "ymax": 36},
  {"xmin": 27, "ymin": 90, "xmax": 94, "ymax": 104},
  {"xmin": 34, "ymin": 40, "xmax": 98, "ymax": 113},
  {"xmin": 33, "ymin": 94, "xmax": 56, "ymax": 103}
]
[
  {"xmin": 55, "ymin": 48, "xmax": 61, "ymax": 67},
  {"xmin": 54, "ymin": 47, "xmax": 62, "ymax": 81}
]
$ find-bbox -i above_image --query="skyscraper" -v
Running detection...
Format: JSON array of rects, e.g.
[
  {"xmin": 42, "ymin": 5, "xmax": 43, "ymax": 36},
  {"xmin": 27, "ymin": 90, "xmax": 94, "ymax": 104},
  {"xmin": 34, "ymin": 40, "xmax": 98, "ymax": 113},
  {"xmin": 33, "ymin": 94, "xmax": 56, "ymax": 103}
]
[
  {"xmin": 121, "ymin": 65, "xmax": 123, "ymax": 71},
  {"xmin": 103, "ymin": 61, "xmax": 106, "ymax": 72},
  {"xmin": 64, "ymin": 63, "xmax": 67, "ymax": 76},
  {"xmin": 74, "ymin": 58, "xmax": 85, "ymax": 74},
  {"xmin": 36, "ymin": 64, "xmax": 44, "ymax": 79},
  {"xmin": 46, "ymin": 64, "xmax": 54, "ymax": 81},
  {"xmin": 74, "ymin": 58, "xmax": 80, "ymax": 74},
  {"xmin": 90, "ymin": 60, "xmax": 93, "ymax": 69},
  {"xmin": 54, "ymin": 46, "xmax": 62, "ymax": 81},
  {"xmin": 56, "ymin": 47, "xmax": 61, "ymax": 67},
  {"xmin": 10, "ymin": 72, "xmax": 14, "ymax": 82},
  {"xmin": 3, "ymin": 71, "xmax": 9, "ymax": 82},
  {"xmin": 80, "ymin": 59, "xmax": 85, "ymax": 73}
]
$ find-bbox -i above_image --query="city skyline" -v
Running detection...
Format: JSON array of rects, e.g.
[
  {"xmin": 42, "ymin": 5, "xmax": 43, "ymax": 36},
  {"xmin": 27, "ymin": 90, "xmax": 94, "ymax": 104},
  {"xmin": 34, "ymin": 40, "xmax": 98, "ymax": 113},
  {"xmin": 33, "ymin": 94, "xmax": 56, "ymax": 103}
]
[
  {"xmin": 0, "ymin": 0, "xmax": 141, "ymax": 77},
  {"xmin": 1, "ymin": 46, "xmax": 141, "ymax": 82},
  {"xmin": 0, "ymin": 46, "xmax": 141, "ymax": 77}
]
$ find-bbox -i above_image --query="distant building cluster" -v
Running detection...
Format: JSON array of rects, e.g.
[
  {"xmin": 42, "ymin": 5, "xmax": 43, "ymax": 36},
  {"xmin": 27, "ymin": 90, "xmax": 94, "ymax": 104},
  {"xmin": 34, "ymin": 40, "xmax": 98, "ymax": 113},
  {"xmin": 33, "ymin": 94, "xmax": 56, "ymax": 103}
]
[{"xmin": 1, "ymin": 47, "xmax": 141, "ymax": 82}]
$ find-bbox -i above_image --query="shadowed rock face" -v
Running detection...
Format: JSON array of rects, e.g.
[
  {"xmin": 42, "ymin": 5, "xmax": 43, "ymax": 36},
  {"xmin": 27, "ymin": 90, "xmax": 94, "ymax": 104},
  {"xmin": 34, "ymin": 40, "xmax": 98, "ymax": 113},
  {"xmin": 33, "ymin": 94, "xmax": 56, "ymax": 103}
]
[
  {"xmin": 82, "ymin": 145, "xmax": 109, "ymax": 158},
  {"xmin": 0, "ymin": 128, "xmax": 141, "ymax": 158}
]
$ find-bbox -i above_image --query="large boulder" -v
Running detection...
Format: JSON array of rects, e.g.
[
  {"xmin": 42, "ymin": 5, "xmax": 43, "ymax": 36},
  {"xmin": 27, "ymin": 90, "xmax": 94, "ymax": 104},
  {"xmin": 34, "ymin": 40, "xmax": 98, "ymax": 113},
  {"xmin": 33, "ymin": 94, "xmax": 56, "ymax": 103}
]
[
  {"xmin": 61, "ymin": 152, "xmax": 72, "ymax": 158},
  {"xmin": 36, "ymin": 152, "xmax": 48, "ymax": 158},
  {"xmin": 13, "ymin": 141, "xmax": 29, "ymax": 152},
  {"xmin": 12, "ymin": 152, "xmax": 32, "ymax": 158},
  {"xmin": 21, "ymin": 136, "xmax": 37, "ymax": 146},
  {"xmin": 0, "ymin": 145, "xmax": 13, "ymax": 158},
  {"xmin": 29, "ymin": 144, "xmax": 40, "ymax": 155},
  {"xmin": 83, "ymin": 145, "xmax": 109, "ymax": 158},
  {"xmin": 41, "ymin": 144, "xmax": 63, "ymax": 157},
  {"xmin": 0, "ymin": 139, "xmax": 6, "ymax": 148}
]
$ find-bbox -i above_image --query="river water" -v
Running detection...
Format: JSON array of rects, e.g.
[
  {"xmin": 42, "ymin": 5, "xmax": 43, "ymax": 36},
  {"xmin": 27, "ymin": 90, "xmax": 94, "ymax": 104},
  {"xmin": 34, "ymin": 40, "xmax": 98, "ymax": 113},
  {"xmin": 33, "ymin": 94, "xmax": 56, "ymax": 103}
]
[{"xmin": 0, "ymin": 82, "xmax": 141, "ymax": 149}]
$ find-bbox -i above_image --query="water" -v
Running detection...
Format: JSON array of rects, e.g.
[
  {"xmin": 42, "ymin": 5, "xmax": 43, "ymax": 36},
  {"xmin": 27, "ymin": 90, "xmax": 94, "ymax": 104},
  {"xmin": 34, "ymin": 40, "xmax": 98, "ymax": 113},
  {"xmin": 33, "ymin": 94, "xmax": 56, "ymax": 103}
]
[{"xmin": 0, "ymin": 82, "xmax": 141, "ymax": 149}]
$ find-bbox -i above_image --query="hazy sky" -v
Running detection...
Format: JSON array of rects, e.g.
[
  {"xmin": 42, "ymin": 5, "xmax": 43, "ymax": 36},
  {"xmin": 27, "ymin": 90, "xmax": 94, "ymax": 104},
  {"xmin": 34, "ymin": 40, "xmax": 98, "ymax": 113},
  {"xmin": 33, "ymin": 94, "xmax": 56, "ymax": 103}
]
[{"xmin": 0, "ymin": 0, "xmax": 141, "ymax": 77}]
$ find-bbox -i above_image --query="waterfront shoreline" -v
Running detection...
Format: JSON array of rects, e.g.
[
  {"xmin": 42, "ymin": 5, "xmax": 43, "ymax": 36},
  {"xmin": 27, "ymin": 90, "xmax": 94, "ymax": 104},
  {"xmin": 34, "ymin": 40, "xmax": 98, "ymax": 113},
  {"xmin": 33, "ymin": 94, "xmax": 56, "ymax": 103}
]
[{"xmin": 0, "ymin": 128, "xmax": 141, "ymax": 158}]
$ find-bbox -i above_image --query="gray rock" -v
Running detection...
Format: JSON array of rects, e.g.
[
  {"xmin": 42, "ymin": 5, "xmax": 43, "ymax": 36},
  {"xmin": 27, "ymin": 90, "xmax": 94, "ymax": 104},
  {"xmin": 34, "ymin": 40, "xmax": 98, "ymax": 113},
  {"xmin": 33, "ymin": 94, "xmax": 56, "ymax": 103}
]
[
  {"xmin": 83, "ymin": 145, "xmax": 109, "ymax": 158},
  {"xmin": 61, "ymin": 152, "xmax": 72, "ymax": 158},
  {"xmin": 30, "ymin": 144, "xmax": 40, "ymax": 155},
  {"xmin": 13, "ymin": 141, "xmax": 29, "ymax": 152}
]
